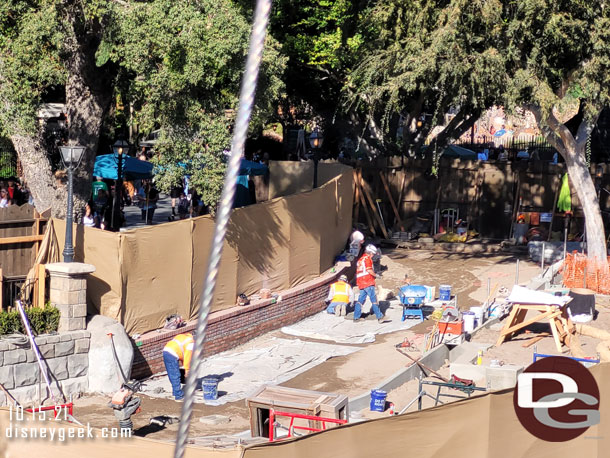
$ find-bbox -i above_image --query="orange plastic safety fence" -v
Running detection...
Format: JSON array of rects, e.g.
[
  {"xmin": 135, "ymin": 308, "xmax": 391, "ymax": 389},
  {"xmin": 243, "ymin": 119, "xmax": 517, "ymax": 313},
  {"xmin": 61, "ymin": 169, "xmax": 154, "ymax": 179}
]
[{"xmin": 562, "ymin": 251, "xmax": 610, "ymax": 294}]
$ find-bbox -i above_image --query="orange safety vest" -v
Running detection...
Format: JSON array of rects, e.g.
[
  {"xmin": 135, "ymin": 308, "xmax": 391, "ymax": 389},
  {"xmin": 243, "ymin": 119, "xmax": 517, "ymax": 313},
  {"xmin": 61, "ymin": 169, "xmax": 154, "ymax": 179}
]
[
  {"xmin": 163, "ymin": 333, "xmax": 194, "ymax": 371},
  {"xmin": 356, "ymin": 254, "xmax": 375, "ymax": 289},
  {"xmin": 330, "ymin": 281, "xmax": 350, "ymax": 304}
]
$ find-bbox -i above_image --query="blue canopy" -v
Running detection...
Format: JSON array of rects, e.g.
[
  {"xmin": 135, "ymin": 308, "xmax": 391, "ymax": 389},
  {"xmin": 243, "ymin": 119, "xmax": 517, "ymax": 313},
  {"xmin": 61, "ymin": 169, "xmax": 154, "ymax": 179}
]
[
  {"xmin": 93, "ymin": 153, "xmax": 154, "ymax": 180},
  {"xmin": 239, "ymin": 159, "xmax": 268, "ymax": 176}
]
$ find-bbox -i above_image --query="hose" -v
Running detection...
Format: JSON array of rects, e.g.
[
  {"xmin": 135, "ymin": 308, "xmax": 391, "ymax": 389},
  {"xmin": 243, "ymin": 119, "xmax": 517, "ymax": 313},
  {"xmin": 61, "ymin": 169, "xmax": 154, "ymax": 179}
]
[{"xmin": 173, "ymin": 1, "xmax": 272, "ymax": 456}]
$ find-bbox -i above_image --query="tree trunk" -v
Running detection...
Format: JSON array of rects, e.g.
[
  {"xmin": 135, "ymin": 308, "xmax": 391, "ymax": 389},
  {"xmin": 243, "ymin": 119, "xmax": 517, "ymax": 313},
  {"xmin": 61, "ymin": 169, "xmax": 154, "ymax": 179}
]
[{"xmin": 563, "ymin": 144, "xmax": 607, "ymax": 263}]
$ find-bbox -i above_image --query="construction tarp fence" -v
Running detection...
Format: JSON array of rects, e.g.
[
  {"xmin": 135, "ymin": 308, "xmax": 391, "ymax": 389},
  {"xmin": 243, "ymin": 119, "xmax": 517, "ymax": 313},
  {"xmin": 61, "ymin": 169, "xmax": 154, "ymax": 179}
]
[
  {"xmin": 52, "ymin": 163, "xmax": 353, "ymax": 334},
  {"xmin": 4, "ymin": 363, "xmax": 610, "ymax": 457}
]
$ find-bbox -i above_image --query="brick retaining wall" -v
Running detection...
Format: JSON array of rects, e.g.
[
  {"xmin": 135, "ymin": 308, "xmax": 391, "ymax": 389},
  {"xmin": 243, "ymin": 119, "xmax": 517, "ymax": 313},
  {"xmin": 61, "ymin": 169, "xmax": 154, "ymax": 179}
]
[{"xmin": 131, "ymin": 269, "xmax": 345, "ymax": 379}]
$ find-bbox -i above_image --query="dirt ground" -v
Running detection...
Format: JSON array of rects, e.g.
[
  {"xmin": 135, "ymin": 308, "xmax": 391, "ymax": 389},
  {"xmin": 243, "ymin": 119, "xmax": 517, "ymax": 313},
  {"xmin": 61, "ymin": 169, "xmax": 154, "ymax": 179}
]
[{"xmin": 70, "ymin": 250, "xmax": 550, "ymax": 441}]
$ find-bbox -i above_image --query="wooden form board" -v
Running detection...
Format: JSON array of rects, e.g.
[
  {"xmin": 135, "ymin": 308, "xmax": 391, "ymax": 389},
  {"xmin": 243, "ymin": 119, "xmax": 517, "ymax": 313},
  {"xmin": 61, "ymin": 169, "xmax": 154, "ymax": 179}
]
[{"xmin": 246, "ymin": 386, "xmax": 348, "ymax": 438}]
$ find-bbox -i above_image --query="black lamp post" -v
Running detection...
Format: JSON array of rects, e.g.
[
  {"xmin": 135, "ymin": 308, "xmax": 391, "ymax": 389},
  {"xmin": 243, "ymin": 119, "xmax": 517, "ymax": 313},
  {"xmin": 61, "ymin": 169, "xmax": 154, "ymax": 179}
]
[
  {"xmin": 59, "ymin": 145, "xmax": 86, "ymax": 262},
  {"xmin": 309, "ymin": 128, "xmax": 324, "ymax": 188},
  {"xmin": 111, "ymin": 140, "xmax": 129, "ymax": 231}
]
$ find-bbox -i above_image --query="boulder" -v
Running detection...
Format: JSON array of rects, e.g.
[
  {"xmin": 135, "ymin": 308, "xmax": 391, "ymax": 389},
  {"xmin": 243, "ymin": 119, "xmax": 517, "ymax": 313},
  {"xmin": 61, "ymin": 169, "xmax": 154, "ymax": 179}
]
[
  {"xmin": 86, "ymin": 315, "xmax": 134, "ymax": 393},
  {"xmin": 377, "ymin": 286, "xmax": 395, "ymax": 301}
]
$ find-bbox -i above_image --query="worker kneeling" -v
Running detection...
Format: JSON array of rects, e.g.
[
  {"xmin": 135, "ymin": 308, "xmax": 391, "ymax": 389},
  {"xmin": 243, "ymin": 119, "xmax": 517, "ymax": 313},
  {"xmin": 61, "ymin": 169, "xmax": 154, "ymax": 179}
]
[
  {"xmin": 163, "ymin": 333, "xmax": 194, "ymax": 401},
  {"xmin": 326, "ymin": 274, "xmax": 354, "ymax": 316}
]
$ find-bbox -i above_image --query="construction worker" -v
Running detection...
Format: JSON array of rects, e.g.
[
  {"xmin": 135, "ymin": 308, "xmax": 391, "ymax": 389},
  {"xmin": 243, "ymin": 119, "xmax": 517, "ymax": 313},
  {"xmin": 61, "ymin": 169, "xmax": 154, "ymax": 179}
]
[
  {"xmin": 163, "ymin": 333, "xmax": 194, "ymax": 401},
  {"xmin": 354, "ymin": 245, "xmax": 387, "ymax": 323},
  {"xmin": 325, "ymin": 274, "xmax": 354, "ymax": 316}
]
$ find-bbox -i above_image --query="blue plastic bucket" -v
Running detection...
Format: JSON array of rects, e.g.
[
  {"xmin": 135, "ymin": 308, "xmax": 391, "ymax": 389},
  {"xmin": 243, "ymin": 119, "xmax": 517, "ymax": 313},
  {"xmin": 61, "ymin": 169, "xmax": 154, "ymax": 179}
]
[
  {"xmin": 202, "ymin": 377, "xmax": 219, "ymax": 401},
  {"xmin": 439, "ymin": 285, "xmax": 452, "ymax": 301},
  {"xmin": 370, "ymin": 390, "xmax": 387, "ymax": 412}
]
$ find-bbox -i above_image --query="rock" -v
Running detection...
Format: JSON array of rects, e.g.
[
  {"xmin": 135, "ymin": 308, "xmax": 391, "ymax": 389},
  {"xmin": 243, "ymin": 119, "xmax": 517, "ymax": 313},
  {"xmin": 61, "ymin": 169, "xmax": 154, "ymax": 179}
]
[
  {"xmin": 199, "ymin": 415, "xmax": 231, "ymax": 425},
  {"xmin": 153, "ymin": 387, "xmax": 165, "ymax": 394},
  {"xmin": 85, "ymin": 315, "xmax": 134, "ymax": 394}
]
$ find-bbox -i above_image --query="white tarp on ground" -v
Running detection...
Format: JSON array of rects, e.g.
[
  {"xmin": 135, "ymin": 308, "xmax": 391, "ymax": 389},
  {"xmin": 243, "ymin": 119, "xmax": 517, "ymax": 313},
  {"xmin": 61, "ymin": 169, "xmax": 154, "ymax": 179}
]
[
  {"xmin": 281, "ymin": 300, "xmax": 422, "ymax": 344},
  {"xmin": 141, "ymin": 337, "xmax": 360, "ymax": 405},
  {"xmin": 507, "ymin": 285, "xmax": 571, "ymax": 307}
]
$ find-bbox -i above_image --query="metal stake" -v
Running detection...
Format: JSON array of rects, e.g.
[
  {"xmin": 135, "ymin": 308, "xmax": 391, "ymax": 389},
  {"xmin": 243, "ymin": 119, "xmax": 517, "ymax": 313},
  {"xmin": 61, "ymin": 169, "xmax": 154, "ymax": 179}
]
[{"xmin": 515, "ymin": 259, "xmax": 520, "ymax": 285}]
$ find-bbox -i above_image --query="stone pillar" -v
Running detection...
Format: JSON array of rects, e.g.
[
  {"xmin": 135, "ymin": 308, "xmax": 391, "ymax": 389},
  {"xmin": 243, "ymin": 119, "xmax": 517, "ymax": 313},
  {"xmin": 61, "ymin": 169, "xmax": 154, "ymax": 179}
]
[{"xmin": 46, "ymin": 262, "xmax": 96, "ymax": 332}]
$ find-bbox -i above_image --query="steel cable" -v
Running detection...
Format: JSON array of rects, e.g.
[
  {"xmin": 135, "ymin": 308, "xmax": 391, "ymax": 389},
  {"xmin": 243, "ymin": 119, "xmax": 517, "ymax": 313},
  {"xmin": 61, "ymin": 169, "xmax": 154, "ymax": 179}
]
[{"xmin": 173, "ymin": 0, "xmax": 272, "ymax": 456}]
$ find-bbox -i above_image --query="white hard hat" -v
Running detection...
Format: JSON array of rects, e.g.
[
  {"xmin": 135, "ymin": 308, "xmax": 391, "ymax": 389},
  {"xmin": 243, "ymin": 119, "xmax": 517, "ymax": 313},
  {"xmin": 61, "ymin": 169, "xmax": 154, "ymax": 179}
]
[
  {"xmin": 350, "ymin": 230, "xmax": 364, "ymax": 243},
  {"xmin": 365, "ymin": 244, "xmax": 377, "ymax": 254}
]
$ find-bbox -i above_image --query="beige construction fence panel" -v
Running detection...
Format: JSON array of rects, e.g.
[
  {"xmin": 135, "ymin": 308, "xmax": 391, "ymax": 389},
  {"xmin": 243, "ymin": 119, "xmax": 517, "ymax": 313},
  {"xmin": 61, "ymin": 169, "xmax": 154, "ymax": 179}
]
[{"xmin": 52, "ymin": 164, "xmax": 353, "ymax": 334}]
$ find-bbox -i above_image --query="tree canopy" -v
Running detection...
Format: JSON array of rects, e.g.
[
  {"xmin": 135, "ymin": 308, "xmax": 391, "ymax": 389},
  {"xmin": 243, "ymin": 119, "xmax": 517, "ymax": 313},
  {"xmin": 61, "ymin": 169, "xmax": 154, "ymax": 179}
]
[{"xmin": 0, "ymin": 0, "xmax": 285, "ymax": 215}]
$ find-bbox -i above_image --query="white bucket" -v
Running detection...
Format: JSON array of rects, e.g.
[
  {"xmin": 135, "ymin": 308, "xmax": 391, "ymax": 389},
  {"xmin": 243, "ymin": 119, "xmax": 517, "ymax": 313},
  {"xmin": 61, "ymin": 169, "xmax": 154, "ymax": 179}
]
[
  {"xmin": 463, "ymin": 312, "xmax": 475, "ymax": 333},
  {"xmin": 470, "ymin": 306, "xmax": 483, "ymax": 328}
]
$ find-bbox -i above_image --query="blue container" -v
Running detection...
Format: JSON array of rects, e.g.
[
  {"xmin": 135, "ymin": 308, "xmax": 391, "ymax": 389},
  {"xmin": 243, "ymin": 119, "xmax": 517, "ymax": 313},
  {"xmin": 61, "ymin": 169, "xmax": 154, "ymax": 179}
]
[
  {"xmin": 399, "ymin": 285, "xmax": 427, "ymax": 306},
  {"xmin": 439, "ymin": 285, "xmax": 452, "ymax": 301},
  {"xmin": 370, "ymin": 390, "xmax": 387, "ymax": 412},
  {"xmin": 202, "ymin": 377, "xmax": 219, "ymax": 401}
]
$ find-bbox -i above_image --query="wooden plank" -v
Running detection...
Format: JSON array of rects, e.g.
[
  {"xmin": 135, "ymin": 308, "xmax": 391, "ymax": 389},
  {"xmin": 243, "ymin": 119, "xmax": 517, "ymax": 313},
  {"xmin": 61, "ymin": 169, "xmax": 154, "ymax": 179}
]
[
  {"xmin": 549, "ymin": 314, "xmax": 564, "ymax": 353},
  {"xmin": 0, "ymin": 235, "xmax": 44, "ymax": 245},
  {"xmin": 0, "ymin": 267, "xmax": 3, "ymax": 312},
  {"xmin": 496, "ymin": 304, "xmax": 522, "ymax": 346},
  {"xmin": 357, "ymin": 170, "xmax": 376, "ymax": 235},
  {"xmin": 353, "ymin": 169, "xmax": 361, "ymax": 225},
  {"xmin": 37, "ymin": 264, "xmax": 46, "ymax": 308},
  {"xmin": 502, "ymin": 309, "xmax": 559, "ymax": 336},
  {"xmin": 379, "ymin": 171, "xmax": 405, "ymax": 232},
  {"xmin": 34, "ymin": 210, "xmax": 41, "ymax": 258},
  {"xmin": 522, "ymin": 333, "xmax": 550, "ymax": 348},
  {"xmin": 360, "ymin": 172, "xmax": 389, "ymax": 239}
]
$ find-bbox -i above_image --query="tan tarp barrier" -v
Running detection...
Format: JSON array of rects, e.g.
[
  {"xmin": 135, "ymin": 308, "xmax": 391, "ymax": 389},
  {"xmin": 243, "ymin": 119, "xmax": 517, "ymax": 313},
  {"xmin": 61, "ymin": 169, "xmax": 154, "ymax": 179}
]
[
  {"xmin": 268, "ymin": 161, "xmax": 313, "ymax": 199},
  {"xmin": 51, "ymin": 164, "xmax": 353, "ymax": 334},
  {"xmin": 243, "ymin": 362, "xmax": 610, "ymax": 458}
]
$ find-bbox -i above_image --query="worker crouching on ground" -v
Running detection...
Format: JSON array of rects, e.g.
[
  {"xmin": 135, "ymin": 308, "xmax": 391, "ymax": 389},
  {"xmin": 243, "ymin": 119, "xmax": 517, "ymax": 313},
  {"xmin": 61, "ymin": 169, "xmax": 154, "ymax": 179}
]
[
  {"xmin": 325, "ymin": 274, "xmax": 354, "ymax": 316},
  {"xmin": 354, "ymin": 245, "xmax": 387, "ymax": 323},
  {"xmin": 163, "ymin": 333, "xmax": 194, "ymax": 401}
]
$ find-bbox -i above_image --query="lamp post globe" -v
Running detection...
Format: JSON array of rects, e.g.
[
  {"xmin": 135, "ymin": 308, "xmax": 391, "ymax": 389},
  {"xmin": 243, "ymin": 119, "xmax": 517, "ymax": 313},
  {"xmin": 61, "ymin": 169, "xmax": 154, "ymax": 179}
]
[
  {"xmin": 308, "ymin": 128, "xmax": 324, "ymax": 188},
  {"xmin": 59, "ymin": 145, "xmax": 86, "ymax": 263}
]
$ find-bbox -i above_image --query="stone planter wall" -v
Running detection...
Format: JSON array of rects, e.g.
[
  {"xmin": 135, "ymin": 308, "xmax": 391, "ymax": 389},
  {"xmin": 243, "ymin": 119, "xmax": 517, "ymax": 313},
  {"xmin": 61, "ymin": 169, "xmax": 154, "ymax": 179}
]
[{"xmin": 0, "ymin": 330, "xmax": 90, "ymax": 406}]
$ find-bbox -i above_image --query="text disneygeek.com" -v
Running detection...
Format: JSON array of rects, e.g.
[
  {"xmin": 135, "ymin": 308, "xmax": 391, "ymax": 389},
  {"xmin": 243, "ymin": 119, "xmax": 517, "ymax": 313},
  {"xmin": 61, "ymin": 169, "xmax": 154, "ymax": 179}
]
[{"xmin": 5, "ymin": 406, "xmax": 132, "ymax": 441}]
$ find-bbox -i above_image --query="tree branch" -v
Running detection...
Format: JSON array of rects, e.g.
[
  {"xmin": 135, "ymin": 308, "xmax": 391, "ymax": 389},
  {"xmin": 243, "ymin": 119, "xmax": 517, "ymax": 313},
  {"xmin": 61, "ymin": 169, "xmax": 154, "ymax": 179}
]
[
  {"xmin": 575, "ymin": 103, "xmax": 601, "ymax": 149},
  {"xmin": 527, "ymin": 104, "xmax": 568, "ymax": 153}
]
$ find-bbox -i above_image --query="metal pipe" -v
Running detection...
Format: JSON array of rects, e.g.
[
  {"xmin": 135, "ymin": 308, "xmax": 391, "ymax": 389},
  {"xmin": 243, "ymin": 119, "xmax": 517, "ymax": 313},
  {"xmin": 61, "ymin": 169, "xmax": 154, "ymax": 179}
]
[
  {"xmin": 399, "ymin": 390, "xmax": 425, "ymax": 415},
  {"xmin": 541, "ymin": 242, "xmax": 545, "ymax": 272},
  {"xmin": 63, "ymin": 166, "xmax": 75, "ymax": 262},
  {"xmin": 515, "ymin": 259, "xmax": 520, "ymax": 285},
  {"xmin": 16, "ymin": 300, "xmax": 56, "ymax": 402},
  {"xmin": 173, "ymin": 1, "xmax": 271, "ymax": 456}
]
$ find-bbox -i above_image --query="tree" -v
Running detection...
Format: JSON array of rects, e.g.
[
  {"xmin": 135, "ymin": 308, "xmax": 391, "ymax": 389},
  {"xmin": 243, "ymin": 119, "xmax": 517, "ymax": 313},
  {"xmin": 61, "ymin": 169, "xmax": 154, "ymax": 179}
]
[
  {"xmin": 347, "ymin": 0, "xmax": 505, "ymax": 159},
  {"xmin": 0, "ymin": 0, "xmax": 285, "ymax": 218},
  {"xmin": 502, "ymin": 0, "xmax": 610, "ymax": 263}
]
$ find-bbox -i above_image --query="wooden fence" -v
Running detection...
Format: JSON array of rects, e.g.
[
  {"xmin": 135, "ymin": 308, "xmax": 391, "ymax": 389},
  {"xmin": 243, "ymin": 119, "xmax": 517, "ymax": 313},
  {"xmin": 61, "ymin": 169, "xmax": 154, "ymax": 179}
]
[
  {"xmin": 0, "ymin": 205, "xmax": 48, "ymax": 310},
  {"xmin": 357, "ymin": 157, "xmax": 608, "ymax": 240}
]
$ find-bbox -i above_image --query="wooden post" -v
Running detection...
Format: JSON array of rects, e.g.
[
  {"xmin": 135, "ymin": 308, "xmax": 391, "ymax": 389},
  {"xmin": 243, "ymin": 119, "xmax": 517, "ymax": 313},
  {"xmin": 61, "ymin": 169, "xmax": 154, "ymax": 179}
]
[
  {"xmin": 360, "ymin": 172, "xmax": 389, "ymax": 239},
  {"xmin": 379, "ymin": 171, "xmax": 405, "ymax": 232},
  {"xmin": 33, "ymin": 209, "xmax": 41, "ymax": 257},
  {"xmin": 0, "ymin": 267, "xmax": 3, "ymax": 312},
  {"xmin": 353, "ymin": 169, "xmax": 361, "ymax": 226},
  {"xmin": 37, "ymin": 264, "xmax": 46, "ymax": 308},
  {"xmin": 356, "ymin": 170, "xmax": 376, "ymax": 236}
]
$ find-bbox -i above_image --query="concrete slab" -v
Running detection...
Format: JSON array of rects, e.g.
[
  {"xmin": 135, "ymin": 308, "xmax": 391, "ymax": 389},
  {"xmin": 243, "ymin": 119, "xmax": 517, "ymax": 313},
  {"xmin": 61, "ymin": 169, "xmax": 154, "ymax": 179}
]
[{"xmin": 485, "ymin": 364, "xmax": 524, "ymax": 390}]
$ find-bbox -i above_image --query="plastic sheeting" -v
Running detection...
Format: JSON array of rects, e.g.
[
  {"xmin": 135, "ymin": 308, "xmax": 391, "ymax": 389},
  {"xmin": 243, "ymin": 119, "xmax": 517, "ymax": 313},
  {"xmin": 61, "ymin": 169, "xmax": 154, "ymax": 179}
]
[
  {"xmin": 52, "ymin": 163, "xmax": 353, "ymax": 334},
  {"xmin": 141, "ymin": 337, "xmax": 361, "ymax": 405}
]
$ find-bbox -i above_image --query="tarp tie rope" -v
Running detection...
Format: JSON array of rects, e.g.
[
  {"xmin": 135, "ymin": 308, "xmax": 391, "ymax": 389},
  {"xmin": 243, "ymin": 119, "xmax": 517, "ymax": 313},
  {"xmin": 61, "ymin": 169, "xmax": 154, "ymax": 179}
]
[{"xmin": 173, "ymin": 0, "xmax": 272, "ymax": 456}]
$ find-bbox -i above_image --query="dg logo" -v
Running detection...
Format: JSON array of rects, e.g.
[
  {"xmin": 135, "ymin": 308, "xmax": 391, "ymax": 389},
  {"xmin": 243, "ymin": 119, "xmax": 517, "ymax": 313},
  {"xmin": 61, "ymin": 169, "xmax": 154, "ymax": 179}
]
[{"xmin": 513, "ymin": 356, "xmax": 600, "ymax": 441}]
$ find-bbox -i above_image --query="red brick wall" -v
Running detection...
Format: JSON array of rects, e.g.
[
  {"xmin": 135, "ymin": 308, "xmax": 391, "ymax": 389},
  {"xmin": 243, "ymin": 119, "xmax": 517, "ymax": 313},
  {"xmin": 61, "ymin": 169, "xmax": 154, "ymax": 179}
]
[{"xmin": 131, "ymin": 270, "xmax": 344, "ymax": 379}]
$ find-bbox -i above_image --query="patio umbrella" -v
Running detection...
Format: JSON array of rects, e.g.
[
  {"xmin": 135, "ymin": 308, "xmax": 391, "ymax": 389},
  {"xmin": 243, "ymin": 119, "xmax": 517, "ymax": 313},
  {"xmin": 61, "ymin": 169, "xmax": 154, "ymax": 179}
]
[{"xmin": 93, "ymin": 153, "xmax": 154, "ymax": 180}]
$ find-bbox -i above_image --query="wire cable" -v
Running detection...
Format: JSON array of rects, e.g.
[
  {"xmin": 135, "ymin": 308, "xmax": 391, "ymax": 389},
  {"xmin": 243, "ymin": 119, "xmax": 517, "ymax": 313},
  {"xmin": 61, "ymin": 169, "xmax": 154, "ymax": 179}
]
[{"xmin": 173, "ymin": 0, "xmax": 272, "ymax": 456}]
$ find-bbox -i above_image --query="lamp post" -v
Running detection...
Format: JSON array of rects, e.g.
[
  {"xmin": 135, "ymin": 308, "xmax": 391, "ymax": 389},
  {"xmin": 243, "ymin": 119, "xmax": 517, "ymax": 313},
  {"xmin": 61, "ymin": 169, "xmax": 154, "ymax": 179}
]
[
  {"xmin": 111, "ymin": 140, "xmax": 129, "ymax": 231},
  {"xmin": 59, "ymin": 145, "xmax": 86, "ymax": 263},
  {"xmin": 309, "ymin": 128, "xmax": 324, "ymax": 188}
]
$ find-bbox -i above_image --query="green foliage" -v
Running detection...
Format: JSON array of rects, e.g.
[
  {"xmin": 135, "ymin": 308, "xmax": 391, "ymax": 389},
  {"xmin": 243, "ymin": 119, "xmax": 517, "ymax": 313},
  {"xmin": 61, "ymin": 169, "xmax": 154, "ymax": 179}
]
[
  {"xmin": 0, "ymin": 0, "xmax": 286, "ymax": 208},
  {"xmin": 0, "ymin": 304, "xmax": 60, "ymax": 336}
]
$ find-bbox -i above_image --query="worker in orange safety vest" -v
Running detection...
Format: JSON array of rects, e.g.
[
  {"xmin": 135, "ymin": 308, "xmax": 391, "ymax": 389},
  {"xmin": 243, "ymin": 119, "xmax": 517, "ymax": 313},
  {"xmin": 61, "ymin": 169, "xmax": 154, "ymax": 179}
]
[
  {"xmin": 354, "ymin": 245, "xmax": 387, "ymax": 323},
  {"xmin": 325, "ymin": 274, "xmax": 354, "ymax": 316},
  {"xmin": 163, "ymin": 333, "xmax": 194, "ymax": 401}
]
